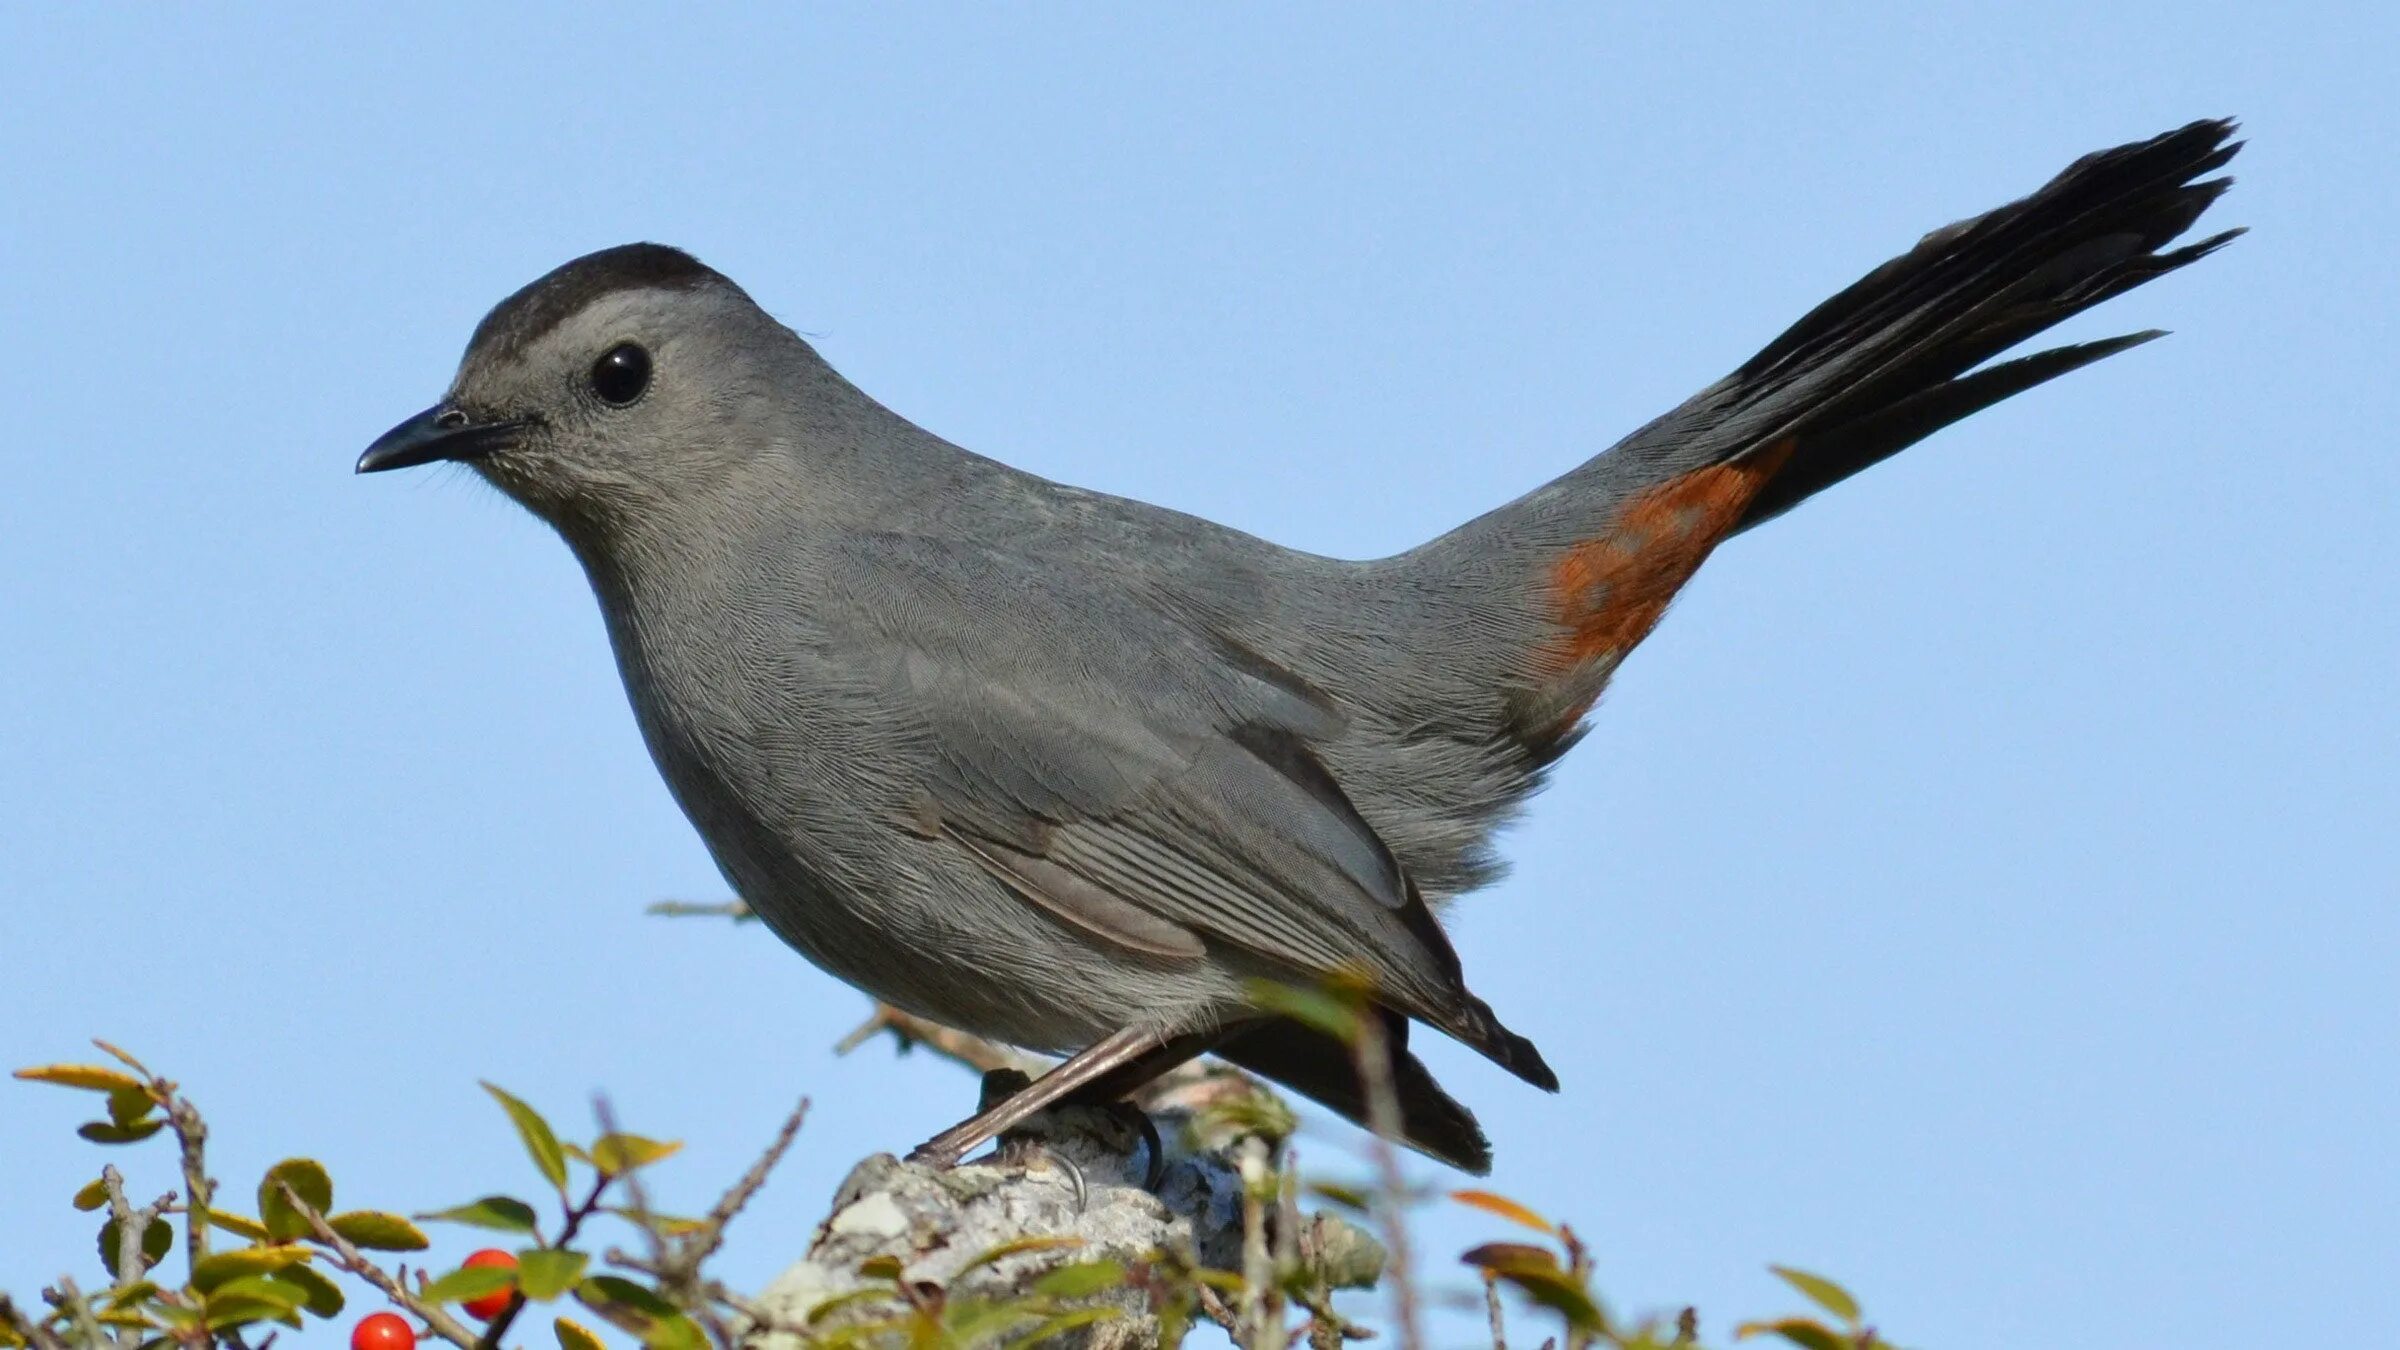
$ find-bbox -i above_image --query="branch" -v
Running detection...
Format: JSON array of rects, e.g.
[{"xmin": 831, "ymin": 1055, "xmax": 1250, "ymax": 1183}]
[
  {"xmin": 278, "ymin": 1183, "xmax": 481, "ymax": 1350},
  {"xmin": 98, "ymin": 1166, "xmax": 174, "ymax": 1310},
  {"xmin": 693, "ymin": 1097, "xmax": 810, "ymax": 1264},
  {"xmin": 165, "ymin": 1092, "xmax": 212, "ymax": 1276},
  {"xmin": 740, "ymin": 1058, "xmax": 1383, "ymax": 1350},
  {"xmin": 0, "ymin": 1294, "xmax": 68, "ymax": 1350},
  {"xmin": 644, "ymin": 900, "xmax": 758, "ymax": 922},
  {"xmin": 1352, "ymin": 1009, "xmax": 1423, "ymax": 1350},
  {"xmin": 472, "ymin": 1172, "xmax": 612, "ymax": 1350},
  {"xmin": 833, "ymin": 1004, "xmax": 1045, "ymax": 1079},
  {"xmin": 45, "ymin": 1280, "xmax": 106, "ymax": 1350},
  {"xmin": 603, "ymin": 1094, "xmax": 806, "ymax": 1350},
  {"xmin": 1234, "ymin": 1139, "xmax": 1280, "ymax": 1349}
]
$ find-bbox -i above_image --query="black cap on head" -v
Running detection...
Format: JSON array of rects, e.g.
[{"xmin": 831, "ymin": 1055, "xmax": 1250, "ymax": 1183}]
[{"xmin": 467, "ymin": 243, "xmax": 725, "ymax": 362}]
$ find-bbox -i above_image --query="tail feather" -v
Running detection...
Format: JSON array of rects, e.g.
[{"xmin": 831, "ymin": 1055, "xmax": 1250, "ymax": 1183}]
[
  {"xmin": 1476, "ymin": 119, "xmax": 2241, "ymax": 745},
  {"xmin": 1734, "ymin": 330, "xmax": 2162, "ymax": 532},
  {"xmin": 1215, "ymin": 1012, "xmax": 1499, "ymax": 1174},
  {"xmin": 1734, "ymin": 123, "xmax": 2238, "ymax": 437}
]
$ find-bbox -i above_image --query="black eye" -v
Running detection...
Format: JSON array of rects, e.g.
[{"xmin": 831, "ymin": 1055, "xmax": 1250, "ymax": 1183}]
[{"xmin": 589, "ymin": 342, "xmax": 651, "ymax": 406}]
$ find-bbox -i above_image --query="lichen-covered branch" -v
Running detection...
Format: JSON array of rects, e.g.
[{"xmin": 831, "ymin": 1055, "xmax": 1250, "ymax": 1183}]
[{"xmin": 741, "ymin": 1056, "xmax": 1384, "ymax": 1350}]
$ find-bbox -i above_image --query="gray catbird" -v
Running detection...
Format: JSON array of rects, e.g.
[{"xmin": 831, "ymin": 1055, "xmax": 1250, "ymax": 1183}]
[{"xmin": 360, "ymin": 121, "xmax": 2240, "ymax": 1174}]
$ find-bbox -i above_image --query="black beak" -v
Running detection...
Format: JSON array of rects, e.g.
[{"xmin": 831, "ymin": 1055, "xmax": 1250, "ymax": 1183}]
[{"xmin": 356, "ymin": 406, "xmax": 526, "ymax": 474}]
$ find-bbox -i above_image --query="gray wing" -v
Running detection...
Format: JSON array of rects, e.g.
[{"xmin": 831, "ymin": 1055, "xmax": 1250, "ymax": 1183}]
[{"xmin": 821, "ymin": 531, "xmax": 1488, "ymax": 1037}]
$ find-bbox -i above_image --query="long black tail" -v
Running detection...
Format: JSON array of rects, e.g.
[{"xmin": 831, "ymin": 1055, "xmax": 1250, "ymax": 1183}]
[
  {"xmin": 1724, "ymin": 117, "xmax": 2244, "ymax": 531},
  {"xmin": 1459, "ymin": 119, "xmax": 2242, "ymax": 757},
  {"xmin": 1215, "ymin": 1012, "xmax": 1498, "ymax": 1174}
]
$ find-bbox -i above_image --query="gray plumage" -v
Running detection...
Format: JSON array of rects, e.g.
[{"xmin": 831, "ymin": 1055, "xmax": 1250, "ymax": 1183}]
[{"xmin": 361, "ymin": 120, "xmax": 2242, "ymax": 1173}]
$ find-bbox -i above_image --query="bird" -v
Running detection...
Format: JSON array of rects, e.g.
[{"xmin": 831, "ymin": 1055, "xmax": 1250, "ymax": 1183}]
[{"xmin": 358, "ymin": 120, "xmax": 2241, "ymax": 1175}]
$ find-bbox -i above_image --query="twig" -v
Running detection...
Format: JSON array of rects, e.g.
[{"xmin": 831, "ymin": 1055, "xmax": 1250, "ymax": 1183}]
[
  {"xmin": 695, "ymin": 1282, "xmax": 770, "ymax": 1324},
  {"xmin": 93, "ymin": 1039, "xmax": 213, "ymax": 1278},
  {"xmin": 99, "ymin": 1168, "xmax": 157, "ymax": 1289},
  {"xmin": 605, "ymin": 1255, "xmax": 769, "ymax": 1330},
  {"xmin": 1282, "ymin": 1150, "xmax": 1342, "ymax": 1350},
  {"xmin": 832, "ymin": 1003, "xmax": 1043, "ymax": 1077},
  {"xmin": 1193, "ymin": 1282, "xmax": 1242, "ymax": 1338},
  {"xmin": 595, "ymin": 1098, "xmax": 737, "ymax": 1350},
  {"xmin": 835, "ymin": 1000, "xmax": 1258, "ymax": 1118},
  {"xmin": 165, "ymin": 1091, "xmax": 212, "ymax": 1276},
  {"xmin": 475, "ymin": 1171, "xmax": 612, "ymax": 1350},
  {"xmin": 279, "ymin": 1182, "xmax": 481, "ymax": 1350},
  {"xmin": 1558, "ymin": 1226, "xmax": 1593, "ymax": 1350},
  {"xmin": 644, "ymin": 899, "xmax": 756, "ymax": 921},
  {"xmin": 1234, "ymin": 1138, "xmax": 1281, "ymax": 1350},
  {"xmin": 595, "ymin": 1098, "xmax": 664, "ymax": 1261},
  {"xmin": 626, "ymin": 1097, "xmax": 806, "ymax": 1350},
  {"xmin": 0, "ymin": 1294, "xmax": 68, "ymax": 1350},
  {"xmin": 48, "ymin": 1280, "xmax": 106, "ymax": 1350},
  {"xmin": 1350, "ymin": 1014, "xmax": 1421, "ymax": 1350},
  {"xmin": 93, "ymin": 1166, "xmax": 178, "ymax": 1349},
  {"xmin": 689, "ymin": 1097, "xmax": 809, "ymax": 1268},
  {"xmin": 1484, "ymin": 1272, "xmax": 1508, "ymax": 1350}
]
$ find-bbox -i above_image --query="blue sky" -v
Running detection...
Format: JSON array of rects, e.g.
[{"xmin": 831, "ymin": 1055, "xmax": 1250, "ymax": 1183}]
[{"xmin": 3, "ymin": 6, "xmax": 2392, "ymax": 1348}]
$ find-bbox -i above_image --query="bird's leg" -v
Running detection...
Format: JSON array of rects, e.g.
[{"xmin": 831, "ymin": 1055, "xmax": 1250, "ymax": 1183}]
[{"xmin": 906, "ymin": 1023, "xmax": 1219, "ymax": 1168}]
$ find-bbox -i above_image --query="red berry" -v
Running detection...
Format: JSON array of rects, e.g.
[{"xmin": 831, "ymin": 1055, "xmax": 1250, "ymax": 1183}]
[
  {"xmin": 458, "ymin": 1248, "xmax": 519, "ymax": 1321},
  {"xmin": 351, "ymin": 1312, "xmax": 415, "ymax": 1350}
]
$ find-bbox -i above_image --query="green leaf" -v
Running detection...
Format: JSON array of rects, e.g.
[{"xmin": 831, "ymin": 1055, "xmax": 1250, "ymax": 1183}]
[
  {"xmin": 103, "ymin": 1282, "xmax": 160, "ymax": 1311},
  {"xmin": 107, "ymin": 1086, "xmax": 159, "ymax": 1127},
  {"xmin": 958, "ymin": 1235, "xmax": 1084, "ymax": 1275},
  {"xmin": 1030, "ymin": 1260, "xmax": 1127, "ymax": 1299},
  {"xmin": 1769, "ymin": 1267, "xmax": 1861, "ymax": 1325},
  {"xmin": 640, "ymin": 1313, "xmax": 706, "ymax": 1350},
  {"xmin": 267, "ymin": 1262, "xmax": 346, "ymax": 1318},
  {"xmin": 803, "ymin": 1287, "xmax": 901, "ymax": 1327},
  {"xmin": 191, "ymin": 1247, "xmax": 307, "ymax": 1292},
  {"xmin": 204, "ymin": 1277, "xmax": 306, "ymax": 1314},
  {"xmin": 575, "ymin": 1276, "xmax": 687, "ymax": 1344},
  {"xmin": 327, "ymin": 1210, "xmax": 430, "ymax": 1251},
  {"xmin": 1004, "ymin": 1307, "xmax": 1122, "ymax": 1349},
  {"xmin": 1242, "ymin": 980, "xmax": 1364, "ymax": 1042},
  {"xmin": 206, "ymin": 1210, "xmax": 274, "ymax": 1243},
  {"xmin": 856, "ymin": 1255, "xmax": 904, "ymax": 1282},
  {"xmin": 588, "ymin": 1133, "xmax": 682, "ymax": 1176},
  {"xmin": 422, "ymin": 1263, "xmax": 518, "ymax": 1305},
  {"xmin": 202, "ymin": 1293, "xmax": 298, "ymax": 1332},
  {"xmin": 604, "ymin": 1207, "xmax": 706, "ymax": 1238},
  {"xmin": 78, "ymin": 1119, "xmax": 167, "ymax": 1144},
  {"xmin": 1306, "ymin": 1180, "xmax": 1372, "ymax": 1213},
  {"xmin": 939, "ymin": 1301, "xmax": 1040, "ymax": 1347},
  {"xmin": 258, "ymin": 1158, "xmax": 334, "ymax": 1242},
  {"xmin": 517, "ymin": 1249, "xmax": 590, "ymax": 1302},
  {"xmin": 576, "ymin": 1276, "xmax": 677, "ymax": 1320},
  {"xmin": 483, "ymin": 1083, "xmax": 569, "ymax": 1190},
  {"xmin": 1188, "ymin": 1093, "xmax": 1300, "ymax": 1149},
  {"xmin": 554, "ymin": 1316, "xmax": 609, "ymax": 1350},
  {"xmin": 1735, "ymin": 1318, "xmax": 1850, "ymax": 1350},
  {"xmin": 420, "ymin": 1195, "xmax": 541, "ymax": 1234},
  {"xmin": 1461, "ymin": 1244, "xmax": 1607, "ymax": 1336},
  {"xmin": 72, "ymin": 1177, "xmax": 111, "ymax": 1211},
  {"xmin": 15, "ymin": 1064, "xmax": 146, "ymax": 1094},
  {"xmin": 97, "ymin": 1214, "xmax": 174, "ymax": 1277}
]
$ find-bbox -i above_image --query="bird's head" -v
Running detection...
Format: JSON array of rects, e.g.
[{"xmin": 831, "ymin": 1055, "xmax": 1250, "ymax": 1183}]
[{"xmin": 359, "ymin": 243, "xmax": 818, "ymax": 540}]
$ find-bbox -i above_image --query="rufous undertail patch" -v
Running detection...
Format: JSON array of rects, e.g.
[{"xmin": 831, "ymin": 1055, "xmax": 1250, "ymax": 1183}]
[{"xmin": 1539, "ymin": 439, "xmax": 1797, "ymax": 724}]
